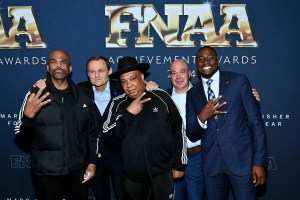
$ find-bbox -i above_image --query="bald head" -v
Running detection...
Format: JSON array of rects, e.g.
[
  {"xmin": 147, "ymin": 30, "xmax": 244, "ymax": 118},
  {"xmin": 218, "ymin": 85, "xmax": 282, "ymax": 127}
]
[
  {"xmin": 169, "ymin": 59, "xmax": 191, "ymax": 94},
  {"xmin": 47, "ymin": 49, "xmax": 72, "ymax": 83},
  {"xmin": 48, "ymin": 50, "xmax": 71, "ymax": 65}
]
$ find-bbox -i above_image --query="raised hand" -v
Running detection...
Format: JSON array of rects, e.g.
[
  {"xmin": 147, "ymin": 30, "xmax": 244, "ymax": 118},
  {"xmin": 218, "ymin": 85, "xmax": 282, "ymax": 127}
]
[
  {"xmin": 24, "ymin": 87, "xmax": 51, "ymax": 118},
  {"xmin": 198, "ymin": 96, "xmax": 227, "ymax": 123},
  {"xmin": 126, "ymin": 92, "xmax": 151, "ymax": 115}
]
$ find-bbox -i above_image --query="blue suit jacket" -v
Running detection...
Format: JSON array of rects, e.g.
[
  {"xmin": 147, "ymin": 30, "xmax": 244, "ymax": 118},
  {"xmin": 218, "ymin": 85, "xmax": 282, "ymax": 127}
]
[{"xmin": 186, "ymin": 71, "xmax": 267, "ymax": 176}]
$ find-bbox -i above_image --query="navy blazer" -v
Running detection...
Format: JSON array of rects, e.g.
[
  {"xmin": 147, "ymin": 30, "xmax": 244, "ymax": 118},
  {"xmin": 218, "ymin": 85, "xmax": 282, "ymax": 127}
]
[{"xmin": 186, "ymin": 71, "xmax": 267, "ymax": 176}]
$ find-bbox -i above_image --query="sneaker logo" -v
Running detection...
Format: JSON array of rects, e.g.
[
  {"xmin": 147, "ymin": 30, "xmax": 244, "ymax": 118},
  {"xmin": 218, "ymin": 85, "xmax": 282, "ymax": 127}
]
[
  {"xmin": 153, "ymin": 107, "xmax": 158, "ymax": 112},
  {"xmin": 83, "ymin": 104, "xmax": 87, "ymax": 108}
]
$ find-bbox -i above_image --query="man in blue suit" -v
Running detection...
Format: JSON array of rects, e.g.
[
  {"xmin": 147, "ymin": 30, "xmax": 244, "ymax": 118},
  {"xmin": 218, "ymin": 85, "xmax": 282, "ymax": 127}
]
[{"xmin": 186, "ymin": 46, "xmax": 267, "ymax": 200}]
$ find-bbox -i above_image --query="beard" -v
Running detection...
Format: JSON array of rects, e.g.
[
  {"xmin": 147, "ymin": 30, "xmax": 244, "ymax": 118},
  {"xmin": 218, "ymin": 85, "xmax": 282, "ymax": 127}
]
[{"xmin": 50, "ymin": 69, "xmax": 69, "ymax": 80}]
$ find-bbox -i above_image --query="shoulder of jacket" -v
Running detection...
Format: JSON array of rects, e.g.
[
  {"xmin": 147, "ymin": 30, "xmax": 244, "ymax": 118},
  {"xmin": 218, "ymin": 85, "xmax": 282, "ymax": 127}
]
[
  {"xmin": 165, "ymin": 87, "xmax": 173, "ymax": 95},
  {"xmin": 109, "ymin": 80, "xmax": 123, "ymax": 95},
  {"xmin": 150, "ymin": 88, "xmax": 169, "ymax": 95},
  {"xmin": 76, "ymin": 85, "xmax": 94, "ymax": 100},
  {"xmin": 188, "ymin": 81, "xmax": 201, "ymax": 92},
  {"xmin": 149, "ymin": 89, "xmax": 173, "ymax": 103},
  {"xmin": 222, "ymin": 70, "xmax": 245, "ymax": 78},
  {"xmin": 77, "ymin": 81, "xmax": 92, "ymax": 88},
  {"xmin": 112, "ymin": 93, "xmax": 127, "ymax": 101}
]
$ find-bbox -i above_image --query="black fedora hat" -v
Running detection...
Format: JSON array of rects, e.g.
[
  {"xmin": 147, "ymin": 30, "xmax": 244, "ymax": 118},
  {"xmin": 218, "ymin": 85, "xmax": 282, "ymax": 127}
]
[{"xmin": 109, "ymin": 56, "xmax": 150, "ymax": 79}]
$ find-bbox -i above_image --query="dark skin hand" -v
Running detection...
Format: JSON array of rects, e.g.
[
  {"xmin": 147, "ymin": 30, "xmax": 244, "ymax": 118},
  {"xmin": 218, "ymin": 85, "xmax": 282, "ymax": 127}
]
[
  {"xmin": 24, "ymin": 87, "xmax": 51, "ymax": 118},
  {"xmin": 127, "ymin": 92, "xmax": 151, "ymax": 115},
  {"xmin": 253, "ymin": 166, "xmax": 266, "ymax": 187},
  {"xmin": 198, "ymin": 96, "xmax": 227, "ymax": 123},
  {"xmin": 199, "ymin": 96, "xmax": 266, "ymax": 187}
]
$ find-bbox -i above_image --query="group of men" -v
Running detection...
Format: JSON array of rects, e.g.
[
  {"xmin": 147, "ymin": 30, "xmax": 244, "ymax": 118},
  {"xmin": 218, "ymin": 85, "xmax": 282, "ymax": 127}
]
[{"xmin": 15, "ymin": 46, "xmax": 267, "ymax": 200}]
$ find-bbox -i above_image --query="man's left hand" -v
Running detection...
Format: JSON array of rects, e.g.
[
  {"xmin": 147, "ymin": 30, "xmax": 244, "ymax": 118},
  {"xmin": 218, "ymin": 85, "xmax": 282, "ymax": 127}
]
[{"xmin": 252, "ymin": 166, "xmax": 265, "ymax": 187}]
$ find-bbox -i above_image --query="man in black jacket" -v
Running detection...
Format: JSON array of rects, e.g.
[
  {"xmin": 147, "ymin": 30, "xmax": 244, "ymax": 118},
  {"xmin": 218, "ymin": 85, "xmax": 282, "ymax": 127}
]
[
  {"xmin": 78, "ymin": 56, "xmax": 160, "ymax": 200},
  {"xmin": 14, "ymin": 50, "xmax": 100, "ymax": 200},
  {"xmin": 103, "ymin": 56, "xmax": 187, "ymax": 200},
  {"xmin": 78, "ymin": 56, "xmax": 126, "ymax": 200}
]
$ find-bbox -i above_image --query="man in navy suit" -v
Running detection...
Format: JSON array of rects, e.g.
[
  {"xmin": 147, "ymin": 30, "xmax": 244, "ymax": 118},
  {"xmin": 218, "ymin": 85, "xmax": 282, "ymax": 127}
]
[{"xmin": 186, "ymin": 46, "xmax": 267, "ymax": 200}]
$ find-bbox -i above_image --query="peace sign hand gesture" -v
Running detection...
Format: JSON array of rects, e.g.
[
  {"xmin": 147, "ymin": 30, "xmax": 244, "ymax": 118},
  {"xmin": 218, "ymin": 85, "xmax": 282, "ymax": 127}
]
[{"xmin": 127, "ymin": 92, "xmax": 151, "ymax": 115}]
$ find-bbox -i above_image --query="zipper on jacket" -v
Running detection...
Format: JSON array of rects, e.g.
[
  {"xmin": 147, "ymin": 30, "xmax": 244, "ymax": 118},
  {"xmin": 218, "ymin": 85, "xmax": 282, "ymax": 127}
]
[{"xmin": 61, "ymin": 96, "xmax": 67, "ymax": 172}]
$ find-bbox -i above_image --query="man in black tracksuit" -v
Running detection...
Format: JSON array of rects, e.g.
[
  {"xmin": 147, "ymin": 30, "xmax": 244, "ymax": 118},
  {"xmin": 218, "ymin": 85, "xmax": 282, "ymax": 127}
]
[
  {"xmin": 103, "ymin": 56, "xmax": 187, "ymax": 200},
  {"xmin": 14, "ymin": 50, "xmax": 99, "ymax": 200}
]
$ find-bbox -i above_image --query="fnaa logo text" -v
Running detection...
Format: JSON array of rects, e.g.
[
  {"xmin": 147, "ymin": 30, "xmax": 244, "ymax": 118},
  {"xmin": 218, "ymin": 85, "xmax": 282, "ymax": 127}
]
[
  {"xmin": 10, "ymin": 155, "xmax": 31, "ymax": 168},
  {"xmin": 0, "ymin": 4, "xmax": 256, "ymax": 49},
  {"xmin": 106, "ymin": 4, "xmax": 256, "ymax": 48}
]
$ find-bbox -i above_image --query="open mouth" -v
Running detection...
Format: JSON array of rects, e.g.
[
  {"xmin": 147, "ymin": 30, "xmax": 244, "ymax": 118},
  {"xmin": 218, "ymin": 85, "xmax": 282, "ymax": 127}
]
[{"xmin": 203, "ymin": 66, "xmax": 211, "ymax": 70}]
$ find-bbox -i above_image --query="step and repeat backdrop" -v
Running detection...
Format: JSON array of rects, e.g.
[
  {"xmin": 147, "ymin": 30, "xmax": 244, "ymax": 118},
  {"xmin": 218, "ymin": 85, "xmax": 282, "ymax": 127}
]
[{"xmin": 1, "ymin": 0, "xmax": 299, "ymax": 199}]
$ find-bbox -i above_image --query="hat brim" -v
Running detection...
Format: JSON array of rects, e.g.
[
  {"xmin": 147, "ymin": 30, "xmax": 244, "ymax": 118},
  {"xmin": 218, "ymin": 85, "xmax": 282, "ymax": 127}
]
[{"xmin": 109, "ymin": 63, "xmax": 150, "ymax": 79}]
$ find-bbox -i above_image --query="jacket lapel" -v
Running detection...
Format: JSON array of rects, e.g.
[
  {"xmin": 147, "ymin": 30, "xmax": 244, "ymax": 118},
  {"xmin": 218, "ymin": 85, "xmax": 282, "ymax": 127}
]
[
  {"xmin": 217, "ymin": 71, "xmax": 230, "ymax": 124},
  {"xmin": 194, "ymin": 81, "xmax": 208, "ymax": 107},
  {"xmin": 102, "ymin": 80, "xmax": 122, "ymax": 117}
]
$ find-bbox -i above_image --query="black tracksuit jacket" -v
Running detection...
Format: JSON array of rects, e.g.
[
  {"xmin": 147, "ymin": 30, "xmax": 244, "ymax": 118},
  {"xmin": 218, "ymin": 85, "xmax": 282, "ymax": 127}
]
[{"xmin": 103, "ymin": 89, "xmax": 187, "ymax": 181}]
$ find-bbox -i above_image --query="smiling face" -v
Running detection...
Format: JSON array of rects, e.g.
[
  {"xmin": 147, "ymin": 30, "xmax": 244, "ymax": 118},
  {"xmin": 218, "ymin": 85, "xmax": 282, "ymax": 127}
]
[
  {"xmin": 47, "ymin": 50, "xmax": 72, "ymax": 81},
  {"xmin": 169, "ymin": 60, "xmax": 191, "ymax": 94},
  {"xmin": 196, "ymin": 47, "xmax": 219, "ymax": 79},
  {"xmin": 87, "ymin": 59, "xmax": 112, "ymax": 92},
  {"xmin": 120, "ymin": 70, "xmax": 145, "ymax": 99}
]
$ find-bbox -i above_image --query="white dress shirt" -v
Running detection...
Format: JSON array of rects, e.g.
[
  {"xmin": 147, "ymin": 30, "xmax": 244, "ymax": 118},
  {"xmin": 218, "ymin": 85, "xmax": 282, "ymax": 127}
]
[
  {"xmin": 201, "ymin": 70, "xmax": 220, "ymax": 101},
  {"xmin": 197, "ymin": 70, "xmax": 220, "ymax": 127}
]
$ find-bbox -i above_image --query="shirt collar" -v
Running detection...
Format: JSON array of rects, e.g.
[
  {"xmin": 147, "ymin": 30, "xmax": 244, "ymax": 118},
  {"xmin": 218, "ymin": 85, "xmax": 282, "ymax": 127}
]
[{"xmin": 92, "ymin": 81, "xmax": 111, "ymax": 94}]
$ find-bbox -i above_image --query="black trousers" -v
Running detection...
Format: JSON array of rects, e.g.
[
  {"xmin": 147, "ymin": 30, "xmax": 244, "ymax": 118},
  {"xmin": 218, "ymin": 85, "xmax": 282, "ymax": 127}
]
[
  {"xmin": 32, "ymin": 168, "xmax": 87, "ymax": 200},
  {"xmin": 124, "ymin": 171, "xmax": 174, "ymax": 200},
  {"xmin": 92, "ymin": 158, "xmax": 125, "ymax": 200}
]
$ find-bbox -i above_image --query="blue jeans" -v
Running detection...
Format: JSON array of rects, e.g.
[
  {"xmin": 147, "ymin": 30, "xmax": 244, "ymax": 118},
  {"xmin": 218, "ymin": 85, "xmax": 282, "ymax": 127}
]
[{"xmin": 174, "ymin": 151, "xmax": 205, "ymax": 200}]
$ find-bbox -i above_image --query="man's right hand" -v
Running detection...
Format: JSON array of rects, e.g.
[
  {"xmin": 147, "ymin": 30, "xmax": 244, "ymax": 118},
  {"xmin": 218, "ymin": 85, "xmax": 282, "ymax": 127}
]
[
  {"xmin": 24, "ymin": 87, "xmax": 51, "ymax": 118},
  {"xmin": 127, "ymin": 92, "xmax": 151, "ymax": 115},
  {"xmin": 198, "ymin": 96, "xmax": 227, "ymax": 123}
]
